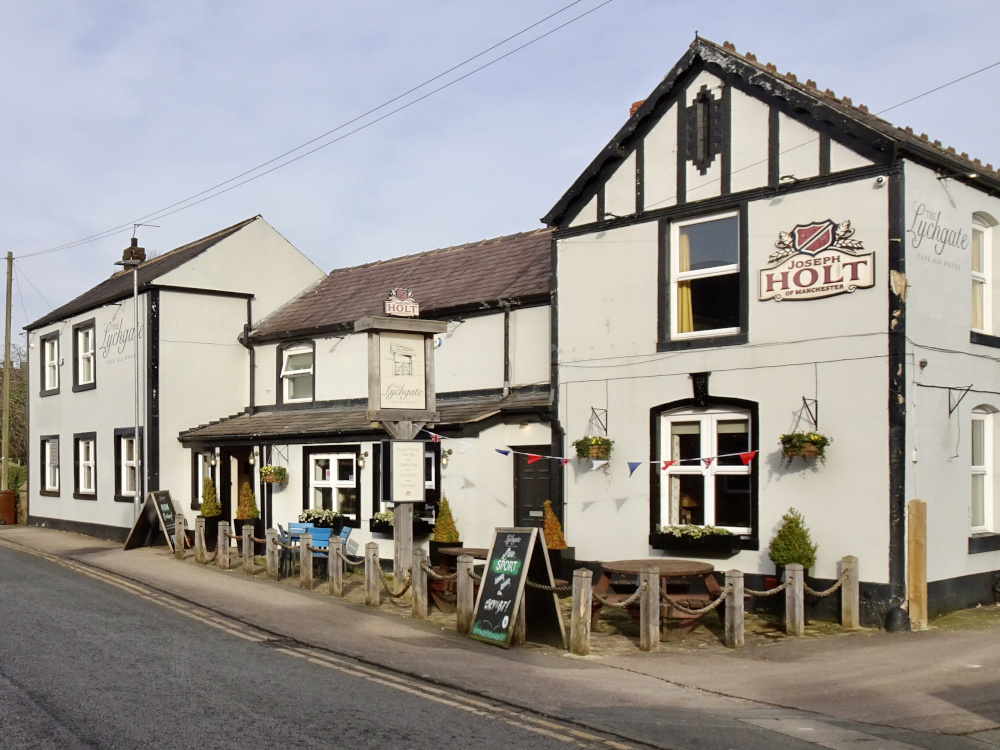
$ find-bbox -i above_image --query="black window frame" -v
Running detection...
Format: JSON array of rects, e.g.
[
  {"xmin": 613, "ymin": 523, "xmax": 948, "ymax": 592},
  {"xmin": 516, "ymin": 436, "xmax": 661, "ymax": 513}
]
[
  {"xmin": 113, "ymin": 427, "xmax": 143, "ymax": 503},
  {"xmin": 39, "ymin": 434, "xmax": 60, "ymax": 497},
  {"xmin": 73, "ymin": 431, "xmax": 98, "ymax": 501},
  {"xmin": 72, "ymin": 318, "xmax": 97, "ymax": 392},
  {"xmin": 39, "ymin": 331, "xmax": 60, "ymax": 397},
  {"xmin": 276, "ymin": 339, "xmax": 316, "ymax": 406},
  {"xmin": 658, "ymin": 205, "xmax": 749, "ymax": 352}
]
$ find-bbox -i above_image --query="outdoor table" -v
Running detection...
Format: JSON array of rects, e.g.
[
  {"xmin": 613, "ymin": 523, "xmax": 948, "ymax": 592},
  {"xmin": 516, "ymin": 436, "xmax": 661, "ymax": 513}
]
[
  {"xmin": 429, "ymin": 548, "xmax": 488, "ymax": 613},
  {"xmin": 593, "ymin": 559, "xmax": 721, "ymax": 635}
]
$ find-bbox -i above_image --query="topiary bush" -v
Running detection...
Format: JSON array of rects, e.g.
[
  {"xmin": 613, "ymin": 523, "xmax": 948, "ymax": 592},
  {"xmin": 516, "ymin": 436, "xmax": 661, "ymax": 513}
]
[
  {"xmin": 768, "ymin": 507, "xmax": 817, "ymax": 571},
  {"xmin": 200, "ymin": 477, "xmax": 221, "ymax": 518},
  {"xmin": 542, "ymin": 500, "xmax": 567, "ymax": 549},
  {"xmin": 432, "ymin": 497, "xmax": 460, "ymax": 543},
  {"xmin": 236, "ymin": 480, "xmax": 259, "ymax": 520}
]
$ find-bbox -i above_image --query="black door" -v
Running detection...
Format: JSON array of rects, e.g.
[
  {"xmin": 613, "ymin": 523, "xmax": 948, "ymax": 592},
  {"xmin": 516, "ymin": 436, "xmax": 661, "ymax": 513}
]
[{"xmin": 513, "ymin": 445, "xmax": 551, "ymax": 528}]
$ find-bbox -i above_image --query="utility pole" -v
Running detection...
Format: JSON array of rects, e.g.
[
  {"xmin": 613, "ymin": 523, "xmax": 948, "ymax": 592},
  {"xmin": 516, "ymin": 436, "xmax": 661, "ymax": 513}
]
[{"xmin": 2, "ymin": 250, "xmax": 12, "ymax": 492}]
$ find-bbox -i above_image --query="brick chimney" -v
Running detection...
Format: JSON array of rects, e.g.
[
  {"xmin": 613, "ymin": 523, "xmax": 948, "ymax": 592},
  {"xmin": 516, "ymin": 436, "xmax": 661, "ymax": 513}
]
[
  {"xmin": 630, "ymin": 99, "xmax": 645, "ymax": 116},
  {"xmin": 123, "ymin": 237, "xmax": 146, "ymax": 263}
]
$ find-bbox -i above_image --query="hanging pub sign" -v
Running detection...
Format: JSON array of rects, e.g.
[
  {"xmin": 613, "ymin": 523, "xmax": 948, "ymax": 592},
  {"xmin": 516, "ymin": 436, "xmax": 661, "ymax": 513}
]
[
  {"xmin": 379, "ymin": 331, "xmax": 426, "ymax": 410},
  {"xmin": 759, "ymin": 219, "xmax": 874, "ymax": 301},
  {"xmin": 384, "ymin": 288, "xmax": 420, "ymax": 317}
]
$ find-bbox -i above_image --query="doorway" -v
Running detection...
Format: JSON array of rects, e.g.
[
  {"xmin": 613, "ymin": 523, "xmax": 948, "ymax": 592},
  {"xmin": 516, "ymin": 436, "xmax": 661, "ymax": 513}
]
[{"xmin": 513, "ymin": 445, "xmax": 551, "ymax": 528}]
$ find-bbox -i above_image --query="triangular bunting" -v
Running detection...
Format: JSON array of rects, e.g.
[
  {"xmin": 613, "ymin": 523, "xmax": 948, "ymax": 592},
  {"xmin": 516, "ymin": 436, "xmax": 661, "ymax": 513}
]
[
  {"xmin": 430, "ymin": 433, "xmax": 442, "ymax": 443},
  {"xmin": 558, "ymin": 458, "xmax": 570, "ymax": 466},
  {"xmin": 526, "ymin": 454, "xmax": 542, "ymax": 464},
  {"xmin": 495, "ymin": 449, "xmax": 510, "ymax": 456},
  {"xmin": 590, "ymin": 460, "xmax": 608, "ymax": 471},
  {"xmin": 456, "ymin": 440, "xmax": 473, "ymax": 454},
  {"xmin": 661, "ymin": 460, "xmax": 675, "ymax": 471},
  {"xmin": 627, "ymin": 461, "xmax": 643, "ymax": 477},
  {"xmin": 739, "ymin": 451, "xmax": 758, "ymax": 465},
  {"xmin": 703, "ymin": 457, "xmax": 714, "ymax": 467}
]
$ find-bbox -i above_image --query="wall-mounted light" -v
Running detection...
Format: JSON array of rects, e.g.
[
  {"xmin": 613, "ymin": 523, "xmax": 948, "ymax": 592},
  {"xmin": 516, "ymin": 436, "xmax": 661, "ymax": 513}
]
[
  {"xmin": 358, "ymin": 451, "xmax": 369, "ymax": 469},
  {"xmin": 249, "ymin": 448, "xmax": 258, "ymax": 466},
  {"xmin": 210, "ymin": 447, "xmax": 220, "ymax": 467},
  {"xmin": 441, "ymin": 448, "xmax": 453, "ymax": 468}
]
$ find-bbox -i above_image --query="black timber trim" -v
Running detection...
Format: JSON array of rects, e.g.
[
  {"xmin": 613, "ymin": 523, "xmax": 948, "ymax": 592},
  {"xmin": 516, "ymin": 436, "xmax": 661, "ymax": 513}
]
[
  {"xmin": 555, "ymin": 163, "xmax": 893, "ymax": 240},
  {"xmin": 147, "ymin": 289, "xmax": 160, "ymax": 492},
  {"xmin": 149, "ymin": 284, "xmax": 254, "ymax": 300},
  {"xmin": 275, "ymin": 339, "xmax": 316, "ymax": 406},
  {"xmin": 71, "ymin": 318, "xmax": 97, "ymax": 393},
  {"xmin": 720, "ymin": 83, "xmax": 731, "ymax": 195},
  {"xmin": 72, "ymin": 431, "xmax": 97, "ymax": 501},
  {"xmin": 819, "ymin": 133, "xmax": 831, "ymax": 176},
  {"xmin": 970, "ymin": 331, "xmax": 1000, "ymax": 349},
  {"xmin": 635, "ymin": 139, "xmax": 645, "ymax": 214},
  {"xmin": 887, "ymin": 167, "xmax": 907, "ymax": 605},
  {"xmin": 301, "ymin": 444, "xmax": 362, "ymax": 528},
  {"xmin": 190, "ymin": 449, "xmax": 214, "ymax": 511},
  {"xmin": 657, "ymin": 204, "xmax": 749, "ymax": 352},
  {"xmin": 768, "ymin": 105, "xmax": 779, "ymax": 188},
  {"xmin": 38, "ymin": 331, "xmax": 60, "ymax": 397},
  {"xmin": 648, "ymin": 396, "xmax": 759, "ymax": 548},
  {"xmin": 968, "ymin": 533, "xmax": 1000, "ymax": 554},
  {"xmin": 38, "ymin": 434, "xmax": 60, "ymax": 497},
  {"xmin": 371, "ymin": 442, "xmax": 382, "ymax": 516},
  {"xmin": 549, "ymin": 230, "xmax": 563, "ymax": 522},
  {"xmin": 596, "ymin": 186, "xmax": 605, "ymax": 222},
  {"xmin": 113, "ymin": 427, "xmax": 143, "ymax": 503},
  {"xmin": 28, "ymin": 516, "xmax": 129, "ymax": 543}
]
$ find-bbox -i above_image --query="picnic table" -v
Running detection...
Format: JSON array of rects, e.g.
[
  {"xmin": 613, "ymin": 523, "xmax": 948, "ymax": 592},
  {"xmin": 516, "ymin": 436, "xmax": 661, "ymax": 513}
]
[
  {"xmin": 429, "ymin": 547, "xmax": 488, "ymax": 613},
  {"xmin": 593, "ymin": 559, "xmax": 721, "ymax": 635}
]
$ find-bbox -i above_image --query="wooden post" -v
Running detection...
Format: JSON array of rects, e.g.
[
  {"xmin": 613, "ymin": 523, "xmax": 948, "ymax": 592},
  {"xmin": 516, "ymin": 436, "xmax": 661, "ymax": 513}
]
[
  {"xmin": 394, "ymin": 503, "xmax": 413, "ymax": 583},
  {"xmin": 511, "ymin": 597, "xmax": 526, "ymax": 646},
  {"xmin": 174, "ymin": 517, "xmax": 186, "ymax": 560},
  {"xmin": 265, "ymin": 529, "xmax": 278, "ymax": 580},
  {"xmin": 300, "ymin": 532, "xmax": 313, "ymax": 590},
  {"xmin": 217, "ymin": 522, "xmax": 230, "ymax": 570},
  {"xmin": 786, "ymin": 563, "xmax": 804, "ymax": 636},
  {"xmin": 907, "ymin": 499, "xmax": 928, "ymax": 631},
  {"xmin": 330, "ymin": 543, "xmax": 344, "ymax": 597},
  {"xmin": 242, "ymin": 522, "xmax": 254, "ymax": 575},
  {"xmin": 456, "ymin": 554, "xmax": 474, "ymax": 635},
  {"xmin": 365, "ymin": 542, "xmax": 380, "ymax": 607},
  {"xmin": 725, "ymin": 569, "xmax": 744, "ymax": 648},
  {"xmin": 639, "ymin": 566, "xmax": 660, "ymax": 652},
  {"xmin": 570, "ymin": 568, "xmax": 592, "ymax": 656},
  {"xmin": 841, "ymin": 555, "xmax": 860, "ymax": 630},
  {"xmin": 412, "ymin": 548, "xmax": 428, "ymax": 619},
  {"xmin": 195, "ymin": 516, "xmax": 206, "ymax": 564}
]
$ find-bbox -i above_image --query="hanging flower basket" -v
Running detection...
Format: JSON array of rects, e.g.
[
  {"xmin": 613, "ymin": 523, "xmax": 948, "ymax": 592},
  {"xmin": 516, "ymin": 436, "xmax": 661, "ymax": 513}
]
[
  {"xmin": 572, "ymin": 436, "xmax": 613, "ymax": 461},
  {"xmin": 259, "ymin": 465, "xmax": 287, "ymax": 483},
  {"xmin": 779, "ymin": 432, "xmax": 830, "ymax": 467}
]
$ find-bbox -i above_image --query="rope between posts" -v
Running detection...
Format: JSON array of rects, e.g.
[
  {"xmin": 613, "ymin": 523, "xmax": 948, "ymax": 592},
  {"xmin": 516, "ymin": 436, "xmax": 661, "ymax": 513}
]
[
  {"xmin": 272, "ymin": 538, "xmax": 300, "ymax": 551},
  {"xmin": 524, "ymin": 579, "xmax": 573, "ymax": 593},
  {"xmin": 662, "ymin": 585, "xmax": 732, "ymax": 616},
  {"xmin": 306, "ymin": 544, "xmax": 330, "ymax": 555},
  {"xmin": 202, "ymin": 549, "xmax": 218, "ymax": 564},
  {"xmin": 335, "ymin": 548, "xmax": 365, "ymax": 567},
  {"xmin": 224, "ymin": 531, "xmax": 242, "ymax": 542},
  {"xmin": 593, "ymin": 581, "xmax": 648, "ymax": 609},
  {"xmin": 421, "ymin": 563, "xmax": 457, "ymax": 581},
  {"xmin": 250, "ymin": 536, "xmax": 267, "ymax": 544},
  {"xmin": 375, "ymin": 561, "xmax": 412, "ymax": 598},
  {"xmin": 804, "ymin": 571, "xmax": 850, "ymax": 598},
  {"xmin": 745, "ymin": 579, "xmax": 791, "ymax": 597},
  {"xmin": 467, "ymin": 569, "xmax": 482, "ymax": 583}
]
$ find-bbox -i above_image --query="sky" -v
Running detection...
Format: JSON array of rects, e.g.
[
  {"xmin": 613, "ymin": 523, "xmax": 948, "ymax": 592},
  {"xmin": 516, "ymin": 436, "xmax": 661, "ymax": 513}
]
[{"xmin": 2, "ymin": 1, "xmax": 999, "ymax": 335}]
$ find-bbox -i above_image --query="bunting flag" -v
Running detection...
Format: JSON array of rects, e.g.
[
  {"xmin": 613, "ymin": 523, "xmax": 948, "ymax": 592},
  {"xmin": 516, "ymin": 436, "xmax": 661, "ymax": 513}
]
[
  {"xmin": 526, "ymin": 454, "xmax": 542, "ymax": 464},
  {"xmin": 590, "ymin": 460, "xmax": 608, "ymax": 472},
  {"xmin": 455, "ymin": 440, "xmax": 473, "ymax": 455},
  {"xmin": 740, "ymin": 451, "xmax": 758, "ymax": 465},
  {"xmin": 495, "ymin": 449, "xmax": 510, "ymax": 456},
  {"xmin": 702, "ymin": 457, "xmax": 714, "ymax": 467},
  {"xmin": 628, "ymin": 461, "xmax": 643, "ymax": 477},
  {"xmin": 559, "ymin": 458, "xmax": 570, "ymax": 466},
  {"xmin": 429, "ymin": 432, "xmax": 442, "ymax": 443},
  {"xmin": 662, "ymin": 460, "xmax": 675, "ymax": 471}
]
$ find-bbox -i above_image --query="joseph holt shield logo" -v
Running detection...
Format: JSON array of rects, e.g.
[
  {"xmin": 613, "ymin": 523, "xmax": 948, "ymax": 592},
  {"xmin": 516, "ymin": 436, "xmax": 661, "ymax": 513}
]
[{"xmin": 759, "ymin": 219, "xmax": 874, "ymax": 301}]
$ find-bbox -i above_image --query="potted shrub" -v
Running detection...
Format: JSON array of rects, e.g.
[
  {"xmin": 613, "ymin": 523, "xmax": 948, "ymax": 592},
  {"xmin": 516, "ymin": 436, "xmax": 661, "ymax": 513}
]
[
  {"xmin": 429, "ymin": 496, "xmax": 460, "ymax": 566},
  {"xmin": 649, "ymin": 524, "xmax": 738, "ymax": 558},
  {"xmin": 259, "ymin": 465, "xmax": 287, "ymax": 484},
  {"xmin": 235, "ymin": 481, "xmax": 260, "ymax": 550},
  {"xmin": 572, "ymin": 436, "xmax": 614, "ymax": 461},
  {"xmin": 779, "ymin": 431, "xmax": 830, "ymax": 467},
  {"xmin": 199, "ymin": 477, "xmax": 221, "ymax": 551},
  {"xmin": 299, "ymin": 508, "xmax": 345, "ymax": 533},
  {"xmin": 541, "ymin": 500, "xmax": 575, "ymax": 581},
  {"xmin": 768, "ymin": 507, "xmax": 818, "ymax": 576}
]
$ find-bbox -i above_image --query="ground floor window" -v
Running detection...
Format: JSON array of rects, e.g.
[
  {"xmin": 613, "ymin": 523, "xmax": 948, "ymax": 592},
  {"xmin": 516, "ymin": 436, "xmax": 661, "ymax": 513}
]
[
  {"xmin": 40, "ymin": 436, "xmax": 59, "ymax": 495},
  {"xmin": 659, "ymin": 406, "xmax": 752, "ymax": 533},
  {"xmin": 972, "ymin": 406, "xmax": 994, "ymax": 533},
  {"xmin": 73, "ymin": 432, "xmax": 97, "ymax": 499},
  {"xmin": 308, "ymin": 451, "xmax": 359, "ymax": 520}
]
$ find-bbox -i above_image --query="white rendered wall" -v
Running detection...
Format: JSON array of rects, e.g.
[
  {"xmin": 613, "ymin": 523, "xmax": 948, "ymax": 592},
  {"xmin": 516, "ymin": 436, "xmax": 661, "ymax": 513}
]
[
  {"xmin": 729, "ymin": 88, "xmax": 769, "ymax": 193},
  {"xmin": 509, "ymin": 306, "xmax": 550, "ymax": 387},
  {"xmin": 313, "ymin": 333, "xmax": 368, "ymax": 403},
  {"xmin": 778, "ymin": 112, "xmax": 819, "ymax": 181},
  {"xmin": 642, "ymin": 104, "xmax": 677, "ymax": 211},
  {"xmin": 604, "ymin": 152, "xmax": 637, "ymax": 218},
  {"xmin": 435, "ymin": 314, "xmax": 504, "ymax": 393}
]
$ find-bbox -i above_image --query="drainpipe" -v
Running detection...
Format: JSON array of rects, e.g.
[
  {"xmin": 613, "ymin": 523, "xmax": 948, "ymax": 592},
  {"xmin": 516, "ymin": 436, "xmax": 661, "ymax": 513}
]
[
  {"xmin": 502, "ymin": 302, "xmax": 511, "ymax": 398},
  {"xmin": 243, "ymin": 298, "xmax": 255, "ymax": 416}
]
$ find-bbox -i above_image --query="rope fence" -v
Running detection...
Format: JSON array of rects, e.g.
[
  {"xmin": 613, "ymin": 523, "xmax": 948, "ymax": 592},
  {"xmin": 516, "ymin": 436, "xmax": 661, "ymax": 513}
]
[
  {"xmin": 335, "ymin": 548, "xmax": 365, "ymax": 568},
  {"xmin": 376, "ymin": 563, "xmax": 412, "ymax": 598},
  {"xmin": 804, "ymin": 570, "xmax": 850, "ymax": 598},
  {"xmin": 593, "ymin": 581, "xmax": 648, "ymax": 609},
  {"xmin": 661, "ymin": 585, "xmax": 732, "ymax": 617},
  {"xmin": 421, "ymin": 562, "xmax": 457, "ymax": 581},
  {"xmin": 745, "ymin": 579, "xmax": 790, "ymax": 597}
]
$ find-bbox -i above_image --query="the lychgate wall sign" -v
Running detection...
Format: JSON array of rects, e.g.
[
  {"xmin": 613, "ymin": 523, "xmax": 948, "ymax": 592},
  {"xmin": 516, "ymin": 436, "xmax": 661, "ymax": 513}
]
[
  {"xmin": 759, "ymin": 219, "xmax": 875, "ymax": 301},
  {"xmin": 384, "ymin": 288, "xmax": 420, "ymax": 317}
]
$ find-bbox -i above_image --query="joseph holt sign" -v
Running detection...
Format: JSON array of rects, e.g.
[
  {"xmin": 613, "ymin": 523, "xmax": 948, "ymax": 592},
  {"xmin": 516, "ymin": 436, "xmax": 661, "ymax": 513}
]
[{"xmin": 759, "ymin": 219, "xmax": 874, "ymax": 301}]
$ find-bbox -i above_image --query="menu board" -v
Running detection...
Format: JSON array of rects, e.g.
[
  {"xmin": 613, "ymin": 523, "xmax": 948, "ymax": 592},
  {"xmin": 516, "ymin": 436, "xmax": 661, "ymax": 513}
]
[
  {"xmin": 470, "ymin": 528, "xmax": 537, "ymax": 647},
  {"xmin": 390, "ymin": 440, "xmax": 425, "ymax": 503},
  {"xmin": 124, "ymin": 491, "xmax": 181, "ymax": 553}
]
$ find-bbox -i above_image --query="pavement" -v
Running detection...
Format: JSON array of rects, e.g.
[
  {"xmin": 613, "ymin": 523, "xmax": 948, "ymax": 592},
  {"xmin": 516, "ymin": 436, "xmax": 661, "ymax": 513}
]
[{"xmin": 3, "ymin": 525, "xmax": 1000, "ymax": 749}]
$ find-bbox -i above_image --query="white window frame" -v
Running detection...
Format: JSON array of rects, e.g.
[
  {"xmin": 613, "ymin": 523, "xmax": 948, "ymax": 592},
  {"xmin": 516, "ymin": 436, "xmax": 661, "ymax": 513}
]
[
  {"xmin": 78, "ymin": 438, "xmax": 96, "ymax": 495},
  {"xmin": 660, "ymin": 407, "xmax": 752, "ymax": 534},
  {"xmin": 197, "ymin": 452, "xmax": 215, "ymax": 498},
  {"xmin": 670, "ymin": 211, "xmax": 740, "ymax": 340},
  {"xmin": 309, "ymin": 453, "xmax": 358, "ymax": 519},
  {"xmin": 972, "ymin": 407, "xmax": 994, "ymax": 534},
  {"xmin": 972, "ymin": 219, "xmax": 991, "ymax": 334},
  {"xmin": 280, "ymin": 345, "xmax": 314, "ymax": 403},
  {"xmin": 43, "ymin": 336, "xmax": 59, "ymax": 391},
  {"xmin": 77, "ymin": 326, "xmax": 95, "ymax": 386},
  {"xmin": 44, "ymin": 438, "xmax": 59, "ymax": 492},
  {"xmin": 120, "ymin": 436, "xmax": 137, "ymax": 497}
]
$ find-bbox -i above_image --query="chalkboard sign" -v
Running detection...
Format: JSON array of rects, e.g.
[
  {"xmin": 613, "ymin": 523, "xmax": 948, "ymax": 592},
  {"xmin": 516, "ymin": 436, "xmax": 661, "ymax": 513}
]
[
  {"xmin": 124, "ymin": 491, "xmax": 181, "ymax": 553},
  {"xmin": 470, "ymin": 527, "xmax": 537, "ymax": 647}
]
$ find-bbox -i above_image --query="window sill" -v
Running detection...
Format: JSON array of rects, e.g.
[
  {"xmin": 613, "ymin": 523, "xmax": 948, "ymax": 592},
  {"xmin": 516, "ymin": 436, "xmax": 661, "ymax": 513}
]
[
  {"xmin": 658, "ymin": 332, "xmax": 748, "ymax": 352},
  {"xmin": 72, "ymin": 381, "xmax": 97, "ymax": 393},
  {"xmin": 39, "ymin": 388, "xmax": 60, "ymax": 398},
  {"xmin": 114, "ymin": 494, "xmax": 138, "ymax": 504},
  {"xmin": 970, "ymin": 331, "xmax": 1000, "ymax": 349},
  {"xmin": 968, "ymin": 533, "xmax": 1000, "ymax": 554},
  {"xmin": 73, "ymin": 493, "xmax": 97, "ymax": 501},
  {"xmin": 39, "ymin": 490, "xmax": 60, "ymax": 498},
  {"xmin": 649, "ymin": 532, "xmax": 756, "ymax": 558}
]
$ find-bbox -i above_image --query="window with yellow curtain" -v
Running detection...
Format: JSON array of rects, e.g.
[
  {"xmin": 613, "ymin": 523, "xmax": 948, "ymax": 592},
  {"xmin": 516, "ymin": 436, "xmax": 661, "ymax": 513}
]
[{"xmin": 672, "ymin": 213, "xmax": 740, "ymax": 338}]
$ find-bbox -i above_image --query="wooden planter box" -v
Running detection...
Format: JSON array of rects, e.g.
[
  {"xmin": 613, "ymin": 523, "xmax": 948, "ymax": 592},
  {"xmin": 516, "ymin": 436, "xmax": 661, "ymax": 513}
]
[
  {"xmin": 587, "ymin": 444, "xmax": 610, "ymax": 460},
  {"xmin": 261, "ymin": 475, "xmax": 283, "ymax": 484},
  {"xmin": 369, "ymin": 517, "xmax": 434, "ymax": 537},
  {"xmin": 649, "ymin": 532, "xmax": 738, "ymax": 558},
  {"xmin": 783, "ymin": 442, "xmax": 820, "ymax": 459}
]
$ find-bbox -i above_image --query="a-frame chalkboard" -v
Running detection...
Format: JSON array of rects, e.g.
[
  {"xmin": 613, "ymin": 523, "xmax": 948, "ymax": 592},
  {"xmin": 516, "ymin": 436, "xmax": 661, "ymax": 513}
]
[
  {"xmin": 470, "ymin": 527, "xmax": 566, "ymax": 649},
  {"xmin": 123, "ymin": 491, "xmax": 181, "ymax": 553}
]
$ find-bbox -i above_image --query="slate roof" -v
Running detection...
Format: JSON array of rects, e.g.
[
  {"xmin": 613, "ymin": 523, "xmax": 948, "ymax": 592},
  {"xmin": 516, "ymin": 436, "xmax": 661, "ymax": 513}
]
[
  {"xmin": 544, "ymin": 37, "xmax": 1000, "ymax": 226},
  {"xmin": 26, "ymin": 216, "xmax": 261, "ymax": 331},
  {"xmin": 178, "ymin": 388, "xmax": 550, "ymax": 443},
  {"xmin": 250, "ymin": 228, "xmax": 552, "ymax": 342}
]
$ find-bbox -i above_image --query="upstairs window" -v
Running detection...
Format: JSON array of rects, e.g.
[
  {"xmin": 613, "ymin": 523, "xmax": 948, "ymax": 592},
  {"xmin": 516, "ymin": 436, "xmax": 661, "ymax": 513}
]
[
  {"xmin": 41, "ymin": 333, "xmax": 59, "ymax": 394},
  {"xmin": 73, "ymin": 320, "xmax": 96, "ymax": 391},
  {"xmin": 280, "ymin": 343, "xmax": 314, "ymax": 403},
  {"xmin": 671, "ymin": 213, "xmax": 740, "ymax": 339},
  {"xmin": 972, "ymin": 217, "xmax": 992, "ymax": 334},
  {"xmin": 972, "ymin": 407, "xmax": 994, "ymax": 534}
]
